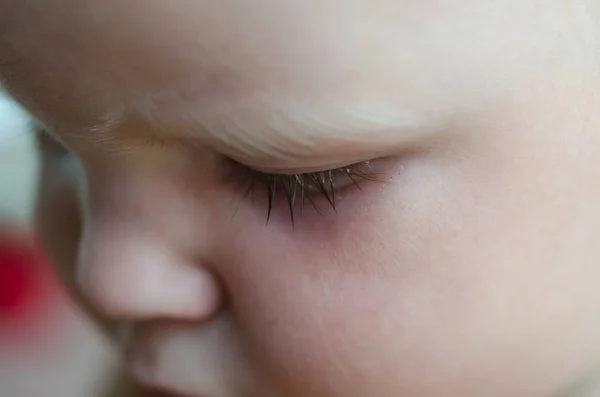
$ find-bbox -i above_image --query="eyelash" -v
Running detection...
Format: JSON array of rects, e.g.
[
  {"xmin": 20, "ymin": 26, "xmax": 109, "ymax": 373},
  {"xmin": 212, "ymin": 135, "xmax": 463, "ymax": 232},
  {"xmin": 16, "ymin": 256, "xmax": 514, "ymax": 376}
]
[{"xmin": 235, "ymin": 161, "xmax": 383, "ymax": 224}]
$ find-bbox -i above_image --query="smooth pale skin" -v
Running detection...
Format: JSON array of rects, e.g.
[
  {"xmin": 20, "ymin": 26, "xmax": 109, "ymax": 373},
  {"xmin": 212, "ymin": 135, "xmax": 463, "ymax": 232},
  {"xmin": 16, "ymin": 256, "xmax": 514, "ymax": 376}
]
[{"xmin": 3, "ymin": 1, "xmax": 600, "ymax": 396}]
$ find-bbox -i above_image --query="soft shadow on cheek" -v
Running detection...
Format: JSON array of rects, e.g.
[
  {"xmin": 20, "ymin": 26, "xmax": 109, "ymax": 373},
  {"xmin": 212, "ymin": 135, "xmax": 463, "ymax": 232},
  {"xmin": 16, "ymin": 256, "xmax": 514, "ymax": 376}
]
[
  {"xmin": 208, "ymin": 151, "xmax": 548, "ymax": 395},
  {"xmin": 209, "ymin": 160, "xmax": 417, "ymax": 373}
]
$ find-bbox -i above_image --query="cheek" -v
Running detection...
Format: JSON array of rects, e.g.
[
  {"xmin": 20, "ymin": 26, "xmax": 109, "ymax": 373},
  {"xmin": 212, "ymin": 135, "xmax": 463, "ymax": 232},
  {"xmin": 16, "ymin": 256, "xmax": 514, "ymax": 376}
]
[{"xmin": 216, "ymin": 149, "xmax": 600, "ymax": 396}]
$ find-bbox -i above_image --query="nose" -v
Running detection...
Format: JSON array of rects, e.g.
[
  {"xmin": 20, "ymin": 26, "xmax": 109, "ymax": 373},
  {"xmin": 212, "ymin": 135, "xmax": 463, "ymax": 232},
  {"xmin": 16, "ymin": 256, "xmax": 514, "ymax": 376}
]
[{"xmin": 77, "ymin": 229, "xmax": 223, "ymax": 321}]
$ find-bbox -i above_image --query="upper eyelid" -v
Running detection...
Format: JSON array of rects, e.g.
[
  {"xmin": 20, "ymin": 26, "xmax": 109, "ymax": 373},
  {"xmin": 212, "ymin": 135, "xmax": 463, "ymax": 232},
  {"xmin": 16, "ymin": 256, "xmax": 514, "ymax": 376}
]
[
  {"xmin": 46, "ymin": 103, "xmax": 413, "ymax": 168},
  {"xmin": 241, "ymin": 163, "xmax": 357, "ymax": 176},
  {"xmin": 241, "ymin": 159, "xmax": 382, "ymax": 183},
  {"xmin": 230, "ymin": 154, "xmax": 387, "ymax": 175},
  {"xmin": 127, "ymin": 85, "xmax": 422, "ymax": 167},
  {"xmin": 35, "ymin": 119, "xmax": 393, "ymax": 177}
]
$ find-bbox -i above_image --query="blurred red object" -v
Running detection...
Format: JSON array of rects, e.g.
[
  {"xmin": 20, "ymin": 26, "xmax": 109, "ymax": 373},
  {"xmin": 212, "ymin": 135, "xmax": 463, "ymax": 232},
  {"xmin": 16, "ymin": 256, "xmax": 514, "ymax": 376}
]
[{"xmin": 0, "ymin": 224, "xmax": 62, "ymax": 347}]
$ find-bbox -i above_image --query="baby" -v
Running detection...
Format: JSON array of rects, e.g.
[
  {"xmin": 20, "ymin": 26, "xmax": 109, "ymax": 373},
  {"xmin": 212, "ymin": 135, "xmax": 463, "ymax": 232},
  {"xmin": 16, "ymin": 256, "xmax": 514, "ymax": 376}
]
[{"xmin": 2, "ymin": 0, "xmax": 600, "ymax": 396}]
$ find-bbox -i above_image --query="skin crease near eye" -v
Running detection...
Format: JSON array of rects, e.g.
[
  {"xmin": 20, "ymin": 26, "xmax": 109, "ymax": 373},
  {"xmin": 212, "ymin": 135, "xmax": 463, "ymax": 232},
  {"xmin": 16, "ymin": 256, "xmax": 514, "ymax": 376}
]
[{"xmin": 7, "ymin": 1, "xmax": 600, "ymax": 397}]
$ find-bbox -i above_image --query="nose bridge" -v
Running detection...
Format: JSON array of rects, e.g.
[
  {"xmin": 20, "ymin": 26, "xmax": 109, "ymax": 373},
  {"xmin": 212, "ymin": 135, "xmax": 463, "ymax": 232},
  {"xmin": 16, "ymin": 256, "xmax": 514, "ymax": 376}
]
[
  {"xmin": 83, "ymin": 156, "xmax": 216, "ymax": 253},
  {"xmin": 76, "ymin": 163, "xmax": 223, "ymax": 322}
]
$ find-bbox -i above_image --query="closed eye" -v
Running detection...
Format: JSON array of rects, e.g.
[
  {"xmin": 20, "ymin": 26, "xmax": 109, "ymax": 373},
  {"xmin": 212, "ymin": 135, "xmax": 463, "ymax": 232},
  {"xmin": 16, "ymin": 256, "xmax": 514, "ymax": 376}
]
[{"xmin": 230, "ymin": 160, "xmax": 385, "ymax": 225}]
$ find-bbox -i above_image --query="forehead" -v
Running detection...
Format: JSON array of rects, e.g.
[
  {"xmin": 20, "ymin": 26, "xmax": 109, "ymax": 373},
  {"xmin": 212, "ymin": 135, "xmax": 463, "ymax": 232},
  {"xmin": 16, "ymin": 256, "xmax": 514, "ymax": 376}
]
[{"xmin": 2, "ymin": 0, "xmax": 541, "ymax": 169}]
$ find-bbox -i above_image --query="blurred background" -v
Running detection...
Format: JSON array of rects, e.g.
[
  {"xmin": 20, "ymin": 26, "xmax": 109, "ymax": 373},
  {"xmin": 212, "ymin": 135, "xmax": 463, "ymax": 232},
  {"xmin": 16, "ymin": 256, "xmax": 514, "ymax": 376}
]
[{"xmin": 0, "ymin": 92, "xmax": 118, "ymax": 397}]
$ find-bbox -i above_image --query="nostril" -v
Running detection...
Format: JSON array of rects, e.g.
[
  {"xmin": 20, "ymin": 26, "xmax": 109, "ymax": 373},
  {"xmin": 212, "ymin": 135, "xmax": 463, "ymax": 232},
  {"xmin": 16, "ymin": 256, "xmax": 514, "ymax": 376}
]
[{"xmin": 77, "ymin": 237, "xmax": 223, "ymax": 321}]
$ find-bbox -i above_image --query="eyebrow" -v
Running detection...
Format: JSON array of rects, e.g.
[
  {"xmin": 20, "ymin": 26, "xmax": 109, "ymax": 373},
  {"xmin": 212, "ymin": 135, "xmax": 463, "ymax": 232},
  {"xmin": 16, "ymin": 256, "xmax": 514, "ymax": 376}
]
[{"xmin": 94, "ymin": 86, "xmax": 427, "ymax": 171}]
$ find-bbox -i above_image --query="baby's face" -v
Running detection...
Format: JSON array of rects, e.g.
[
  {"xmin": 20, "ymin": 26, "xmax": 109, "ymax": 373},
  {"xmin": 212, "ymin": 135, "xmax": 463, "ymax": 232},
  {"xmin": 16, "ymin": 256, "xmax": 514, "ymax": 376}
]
[{"xmin": 4, "ymin": 1, "xmax": 600, "ymax": 396}]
